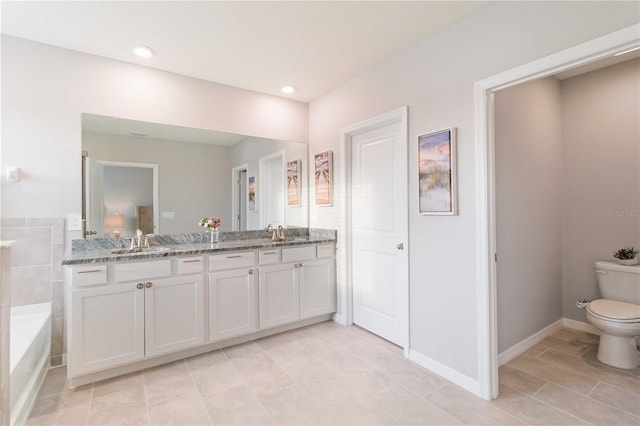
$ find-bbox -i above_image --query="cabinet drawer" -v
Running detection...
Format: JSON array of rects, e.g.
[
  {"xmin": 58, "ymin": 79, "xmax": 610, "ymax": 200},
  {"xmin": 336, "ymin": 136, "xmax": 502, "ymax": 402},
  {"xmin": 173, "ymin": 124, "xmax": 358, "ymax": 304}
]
[
  {"xmin": 72, "ymin": 265, "xmax": 107, "ymax": 287},
  {"xmin": 259, "ymin": 249, "xmax": 280, "ymax": 265},
  {"xmin": 317, "ymin": 244, "xmax": 334, "ymax": 259},
  {"xmin": 282, "ymin": 246, "xmax": 316, "ymax": 263},
  {"xmin": 177, "ymin": 256, "xmax": 204, "ymax": 275},
  {"xmin": 209, "ymin": 252, "xmax": 256, "ymax": 271},
  {"xmin": 113, "ymin": 260, "xmax": 171, "ymax": 282}
]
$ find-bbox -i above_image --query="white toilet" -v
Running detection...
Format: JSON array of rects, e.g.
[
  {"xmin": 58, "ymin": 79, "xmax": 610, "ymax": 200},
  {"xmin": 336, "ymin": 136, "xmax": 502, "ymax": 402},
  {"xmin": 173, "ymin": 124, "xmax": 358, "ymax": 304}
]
[{"xmin": 585, "ymin": 261, "xmax": 640, "ymax": 369}]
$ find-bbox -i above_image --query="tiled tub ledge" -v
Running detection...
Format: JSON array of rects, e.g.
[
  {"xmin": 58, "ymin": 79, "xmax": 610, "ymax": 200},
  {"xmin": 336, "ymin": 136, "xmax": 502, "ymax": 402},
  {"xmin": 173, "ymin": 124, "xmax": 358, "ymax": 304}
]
[{"xmin": 64, "ymin": 228, "xmax": 337, "ymax": 265}]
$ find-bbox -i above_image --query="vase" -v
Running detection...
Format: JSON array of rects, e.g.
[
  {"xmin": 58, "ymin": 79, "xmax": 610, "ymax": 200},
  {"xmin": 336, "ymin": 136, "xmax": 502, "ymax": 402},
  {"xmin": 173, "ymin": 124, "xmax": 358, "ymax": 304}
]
[
  {"xmin": 617, "ymin": 258, "xmax": 638, "ymax": 266},
  {"xmin": 209, "ymin": 228, "xmax": 219, "ymax": 243}
]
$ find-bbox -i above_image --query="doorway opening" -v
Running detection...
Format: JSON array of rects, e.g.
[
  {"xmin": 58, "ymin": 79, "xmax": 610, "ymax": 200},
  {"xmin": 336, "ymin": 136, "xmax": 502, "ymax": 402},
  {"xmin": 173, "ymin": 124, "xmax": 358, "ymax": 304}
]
[
  {"xmin": 475, "ymin": 24, "xmax": 639, "ymax": 399},
  {"xmin": 231, "ymin": 164, "xmax": 249, "ymax": 231},
  {"xmin": 259, "ymin": 151, "xmax": 285, "ymax": 228}
]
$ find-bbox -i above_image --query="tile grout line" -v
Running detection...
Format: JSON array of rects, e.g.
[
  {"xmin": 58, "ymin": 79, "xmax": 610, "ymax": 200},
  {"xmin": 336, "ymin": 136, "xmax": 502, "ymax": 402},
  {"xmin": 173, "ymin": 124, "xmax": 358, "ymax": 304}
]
[
  {"xmin": 502, "ymin": 382, "xmax": 595, "ymax": 426},
  {"xmin": 183, "ymin": 358, "xmax": 214, "ymax": 425},
  {"xmin": 529, "ymin": 381, "xmax": 548, "ymax": 399},
  {"xmin": 585, "ymin": 380, "xmax": 599, "ymax": 397},
  {"xmin": 84, "ymin": 383, "xmax": 95, "ymax": 426},
  {"xmin": 221, "ymin": 345, "xmax": 279, "ymax": 425},
  {"xmin": 141, "ymin": 368, "xmax": 152, "ymax": 426},
  {"xmin": 531, "ymin": 378, "xmax": 639, "ymax": 422}
]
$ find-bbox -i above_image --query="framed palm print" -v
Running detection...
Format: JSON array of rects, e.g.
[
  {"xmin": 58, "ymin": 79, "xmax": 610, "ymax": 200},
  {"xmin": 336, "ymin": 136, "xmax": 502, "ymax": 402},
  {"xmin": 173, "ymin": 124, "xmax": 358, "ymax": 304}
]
[
  {"xmin": 315, "ymin": 151, "xmax": 333, "ymax": 206},
  {"xmin": 287, "ymin": 160, "xmax": 301, "ymax": 206}
]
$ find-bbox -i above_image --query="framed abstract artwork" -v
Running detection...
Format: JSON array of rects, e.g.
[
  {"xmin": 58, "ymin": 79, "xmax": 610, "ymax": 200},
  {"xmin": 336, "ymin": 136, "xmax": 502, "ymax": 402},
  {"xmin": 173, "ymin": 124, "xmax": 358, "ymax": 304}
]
[
  {"xmin": 248, "ymin": 176, "xmax": 257, "ymax": 211},
  {"xmin": 314, "ymin": 151, "xmax": 333, "ymax": 206},
  {"xmin": 287, "ymin": 160, "xmax": 301, "ymax": 206},
  {"xmin": 418, "ymin": 128, "xmax": 458, "ymax": 215}
]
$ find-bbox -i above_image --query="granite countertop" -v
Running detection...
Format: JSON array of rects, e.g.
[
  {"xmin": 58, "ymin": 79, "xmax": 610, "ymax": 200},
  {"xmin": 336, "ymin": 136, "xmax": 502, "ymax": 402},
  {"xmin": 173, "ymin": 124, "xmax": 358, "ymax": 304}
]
[{"xmin": 63, "ymin": 234, "xmax": 336, "ymax": 265}]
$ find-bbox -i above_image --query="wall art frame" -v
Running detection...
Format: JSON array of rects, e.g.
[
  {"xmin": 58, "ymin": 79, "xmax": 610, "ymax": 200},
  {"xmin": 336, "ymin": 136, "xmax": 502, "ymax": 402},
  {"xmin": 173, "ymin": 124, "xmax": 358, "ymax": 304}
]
[{"xmin": 418, "ymin": 127, "xmax": 458, "ymax": 215}]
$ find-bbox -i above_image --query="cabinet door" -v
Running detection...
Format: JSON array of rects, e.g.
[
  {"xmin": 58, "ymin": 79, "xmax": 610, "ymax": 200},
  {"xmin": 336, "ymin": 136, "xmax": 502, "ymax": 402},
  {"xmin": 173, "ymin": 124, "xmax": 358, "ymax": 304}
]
[
  {"xmin": 258, "ymin": 263, "xmax": 299, "ymax": 329},
  {"xmin": 209, "ymin": 268, "xmax": 257, "ymax": 341},
  {"xmin": 70, "ymin": 282, "xmax": 145, "ymax": 375},
  {"xmin": 145, "ymin": 275, "xmax": 205, "ymax": 356},
  {"xmin": 299, "ymin": 258, "xmax": 337, "ymax": 319}
]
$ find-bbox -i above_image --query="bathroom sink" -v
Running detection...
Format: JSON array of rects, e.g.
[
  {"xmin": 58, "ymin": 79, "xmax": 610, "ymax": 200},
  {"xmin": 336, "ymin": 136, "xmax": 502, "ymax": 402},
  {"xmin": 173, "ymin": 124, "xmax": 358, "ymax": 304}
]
[{"xmin": 111, "ymin": 246, "xmax": 173, "ymax": 255}]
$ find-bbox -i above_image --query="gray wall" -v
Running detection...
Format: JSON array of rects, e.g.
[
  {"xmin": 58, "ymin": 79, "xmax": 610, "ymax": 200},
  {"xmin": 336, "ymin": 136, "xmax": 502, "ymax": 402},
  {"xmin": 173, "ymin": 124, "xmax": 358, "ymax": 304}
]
[
  {"xmin": 308, "ymin": 1, "xmax": 639, "ymax": 380},
  {"xmin": 494, "ymin": 77, "xmax": 564, "ymax": 353},
  {"xmin": 561, "ymin": 59, "xmax": 640, "ymax": 321},
  {"xmin": 103, "ymin": 166, "xmax": 154, "ymax": 237},
  {"xmin": 84, "ymin": 133, "xmax": 232, "ymax": 234}
]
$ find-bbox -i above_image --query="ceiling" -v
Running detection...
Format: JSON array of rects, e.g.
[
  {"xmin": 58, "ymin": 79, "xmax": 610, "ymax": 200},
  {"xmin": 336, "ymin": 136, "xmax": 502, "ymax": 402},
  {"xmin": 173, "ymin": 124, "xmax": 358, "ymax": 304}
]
[
  {"xmin": 1, "ymin": 1, "xmax": 484, "ymax": 102},
  {"xmin": 82, "ymin": 113, "xmax": 249, "ymax": 146}
]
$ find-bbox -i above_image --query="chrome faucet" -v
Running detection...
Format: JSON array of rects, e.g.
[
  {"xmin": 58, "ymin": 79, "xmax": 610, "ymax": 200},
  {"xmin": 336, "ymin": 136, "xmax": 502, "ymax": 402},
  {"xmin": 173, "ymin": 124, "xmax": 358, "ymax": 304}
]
[
  {"xmin": 126, "ymin": 229, "xmax": 155, "ymax": 249},
  {"xmin": 266, "ymin": 224, "xmax": 286, "ymax": 242}
]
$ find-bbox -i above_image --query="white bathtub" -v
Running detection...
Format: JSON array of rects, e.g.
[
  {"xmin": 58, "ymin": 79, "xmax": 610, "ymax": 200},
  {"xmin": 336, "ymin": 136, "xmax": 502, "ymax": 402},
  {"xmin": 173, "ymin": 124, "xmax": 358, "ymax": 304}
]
[{"xmin": 9, "ymin": 303, "xmax": 51, "ymax": 426}]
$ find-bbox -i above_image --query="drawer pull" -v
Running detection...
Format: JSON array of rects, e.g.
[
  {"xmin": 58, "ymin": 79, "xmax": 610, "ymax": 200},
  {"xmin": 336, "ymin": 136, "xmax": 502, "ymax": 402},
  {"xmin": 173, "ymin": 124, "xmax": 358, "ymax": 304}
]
[
  {"xmin": 226, "ymin": 255, "xmax": 242, "ymax": 259},
  {"xmin": 77, "ymin": 269, "xmax": 102, "ymax": 274},
  {"xmin": 182, "ymin": 259, "xmax": 201, "ymax": 263},
  {"xmin": 249, "ymin": 269, "xmax": 254, "ymax": 275},
  {"xmin": 263, "ymin": 251, "xmax": 277, "ymax": 255},
  {"xmin": 136, "ymin": 283, "xmax": 144, "ymax": 290}
]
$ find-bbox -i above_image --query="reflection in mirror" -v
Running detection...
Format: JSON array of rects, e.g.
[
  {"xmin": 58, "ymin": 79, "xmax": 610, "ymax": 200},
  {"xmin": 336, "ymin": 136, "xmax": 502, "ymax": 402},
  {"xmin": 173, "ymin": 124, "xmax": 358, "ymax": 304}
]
[{"xmin": 82, "ymin": 113, "xmax": 308, "ymax": 238}]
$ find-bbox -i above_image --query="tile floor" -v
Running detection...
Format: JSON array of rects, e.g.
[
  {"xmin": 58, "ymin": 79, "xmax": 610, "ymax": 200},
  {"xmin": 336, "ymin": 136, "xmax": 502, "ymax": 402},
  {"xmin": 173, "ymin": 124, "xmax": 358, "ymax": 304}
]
[{"xmin": 27, "ymin": 322, "xmax": 640, "ymax": 425}]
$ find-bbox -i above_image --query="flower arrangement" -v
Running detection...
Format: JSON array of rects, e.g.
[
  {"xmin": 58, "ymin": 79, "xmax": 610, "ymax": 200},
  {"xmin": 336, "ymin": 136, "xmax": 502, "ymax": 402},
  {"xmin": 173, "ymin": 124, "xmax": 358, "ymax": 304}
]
[
  {"xmin": 199, "ymin": 216, "xmax": 221, "ymax": 231},
  {"xmin": 613, "ymin": 247, "xmax": 638, "ymax": 261}
]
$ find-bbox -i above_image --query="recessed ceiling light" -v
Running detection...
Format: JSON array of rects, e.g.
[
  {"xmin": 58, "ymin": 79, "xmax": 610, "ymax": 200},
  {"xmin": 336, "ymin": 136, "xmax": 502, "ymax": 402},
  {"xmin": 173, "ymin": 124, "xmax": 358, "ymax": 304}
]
[
  {"xmin": 614, "ymin": 46, "xmax": 640, "ymax": 56},
  {"xmin": 133, "ymin": 45, "xmax": 155, "ymax": 58},
  {"xmin": 281, "ymin": 86, "xmax": 296, "ymax": 94}
]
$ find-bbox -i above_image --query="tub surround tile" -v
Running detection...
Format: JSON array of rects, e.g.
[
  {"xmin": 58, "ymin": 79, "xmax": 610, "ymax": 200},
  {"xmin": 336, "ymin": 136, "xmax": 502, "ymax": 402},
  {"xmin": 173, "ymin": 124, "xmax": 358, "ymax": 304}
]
[
  {"xmin": 1, "ymin": 228, "xmax": 51, "ymax": 268},
  {"xmin": 11, "ymin": 265, "xmax": 51, "ymax": 306}
]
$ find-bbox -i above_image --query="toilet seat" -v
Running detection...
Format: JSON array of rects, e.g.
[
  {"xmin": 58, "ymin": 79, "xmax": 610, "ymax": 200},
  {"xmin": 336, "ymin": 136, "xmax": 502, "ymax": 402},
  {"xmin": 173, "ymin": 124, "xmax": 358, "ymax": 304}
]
[{"xmin": 587, "ymin": 299, "xmax": 640, "ymax": 323}]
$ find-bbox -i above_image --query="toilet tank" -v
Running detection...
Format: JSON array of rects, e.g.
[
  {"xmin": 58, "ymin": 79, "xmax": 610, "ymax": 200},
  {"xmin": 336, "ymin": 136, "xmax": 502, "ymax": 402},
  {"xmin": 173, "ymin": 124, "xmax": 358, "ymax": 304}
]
[{"xmin": 595, "ymin": 261, "xmax": 640, "ymax": 304}]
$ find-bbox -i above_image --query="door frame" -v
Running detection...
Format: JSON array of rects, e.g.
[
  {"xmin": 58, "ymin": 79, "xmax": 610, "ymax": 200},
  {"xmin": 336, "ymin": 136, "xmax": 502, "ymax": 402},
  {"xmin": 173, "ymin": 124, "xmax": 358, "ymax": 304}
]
[
  {"xmin": 475, "ymin": 24, "xmax": 639, "ymax": 400},
  {"xmin": 258, "ymin": 150, "xmax": 286, "ymax": 228},
  {"xmin": 231, "ymin": 164, "xmax": 249, "ymax": 231},
  {"xmin": 338, "ymin": 106, "xmax": 409, "ymax": 356},
  {"xmin": 88, "ymin": 159, "xmax": 160, "ymax": 235}
]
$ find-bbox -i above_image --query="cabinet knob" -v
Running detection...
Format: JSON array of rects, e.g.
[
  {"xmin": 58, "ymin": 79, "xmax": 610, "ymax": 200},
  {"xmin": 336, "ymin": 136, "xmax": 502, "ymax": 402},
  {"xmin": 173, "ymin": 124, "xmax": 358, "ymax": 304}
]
[
  {"xmin": 145, "ymin": 282, "xmax": 153, "ymax": 288},
  {"xmin": 298, "ymin": 263, "xmax": 304, "ymax": 268},
  {"xmin": 248, "ymin": 269, "xmax": 254, "ymax": 275},
  {"xmin": 136, "ymin": 283, "xmax": 144, "ymax": 290}
]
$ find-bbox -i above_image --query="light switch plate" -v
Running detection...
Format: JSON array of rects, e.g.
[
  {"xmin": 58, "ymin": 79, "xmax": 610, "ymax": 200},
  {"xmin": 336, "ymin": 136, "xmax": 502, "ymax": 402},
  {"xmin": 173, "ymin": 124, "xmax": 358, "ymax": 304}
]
[{"xmin": 67, "ymin": 214, "xmax": 83, "ymax": 231}]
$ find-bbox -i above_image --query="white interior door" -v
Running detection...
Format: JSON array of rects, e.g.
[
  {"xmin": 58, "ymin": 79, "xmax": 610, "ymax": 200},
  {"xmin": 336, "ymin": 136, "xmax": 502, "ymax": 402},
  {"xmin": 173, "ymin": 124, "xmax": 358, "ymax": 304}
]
[
  {"xmin": 350, "ymin": 117, "xmax": 408, "ymax": 347},
  {"xmin": 239, "ymin": 170, "xmax": 248, "ymax": 231},
  {"xmin": 85, "ymin": 157, "xmax": 104, "ymax": 238},
  {"xmin": 260, "ymin": 153, "xmax": 285, "ymax": 227}
]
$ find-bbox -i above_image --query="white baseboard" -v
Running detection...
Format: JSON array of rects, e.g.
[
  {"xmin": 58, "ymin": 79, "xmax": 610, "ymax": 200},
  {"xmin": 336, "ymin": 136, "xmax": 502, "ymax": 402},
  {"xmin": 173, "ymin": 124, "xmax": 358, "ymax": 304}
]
[
  {"xmin": 562, "ymin": 318, "xmax": 600, "ymax": 335},
  {"xmin": 498, "ymin": 319, "xmax": 563, "ymax": 366},
  {"xmin": 409, "ymin": 349, "xmax": 480, "ymax": 396}
]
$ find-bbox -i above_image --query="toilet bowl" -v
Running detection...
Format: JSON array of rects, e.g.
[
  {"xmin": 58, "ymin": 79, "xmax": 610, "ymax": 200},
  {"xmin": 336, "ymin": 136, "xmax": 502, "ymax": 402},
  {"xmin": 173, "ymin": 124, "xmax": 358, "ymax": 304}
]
[{"xmin": 586, "ymin": 299, "xmax": 640, "ymax": 369}]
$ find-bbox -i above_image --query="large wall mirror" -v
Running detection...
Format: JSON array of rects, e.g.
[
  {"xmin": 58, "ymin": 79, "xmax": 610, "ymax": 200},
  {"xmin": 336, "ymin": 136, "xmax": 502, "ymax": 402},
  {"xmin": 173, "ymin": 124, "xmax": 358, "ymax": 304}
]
[{"xmin": 82, "ymin": 113, "xmax": 308, "ymax": 238}]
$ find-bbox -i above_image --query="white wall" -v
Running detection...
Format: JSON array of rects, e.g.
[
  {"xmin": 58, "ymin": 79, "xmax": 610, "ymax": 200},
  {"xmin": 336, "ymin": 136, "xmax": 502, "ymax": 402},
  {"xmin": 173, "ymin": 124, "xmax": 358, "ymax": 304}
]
[
  {"xmin": 308, "ymin": 1, "xmax": 639, "ymax": 383},
  {"xmin": 102, "ymin": 166, "xmax": 153, "ymax": 237},
  {"xmin": 1, "ymin": 35, "xmax": 307, "ymax": 233},
  {"xmin": 494, "ymin": 77, "xmax": 563, "ymax": 353},
  {"xmin": 84, "ymin": 132, "xmax": 232, "ymax": 234},
  {"xmin": 561, "ymin": 58, "xmax": 640, "ymax": 321}
]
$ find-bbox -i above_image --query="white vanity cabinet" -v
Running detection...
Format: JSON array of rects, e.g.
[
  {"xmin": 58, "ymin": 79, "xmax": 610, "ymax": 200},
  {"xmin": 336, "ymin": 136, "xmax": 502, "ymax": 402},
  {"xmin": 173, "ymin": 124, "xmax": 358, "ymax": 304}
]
[
  {"xmin": 259, "ymin": 243, "xmax": 336, "ymax": 329},
  {"xmin": 258, "ymin": 263, "xmax": 300, "ymax": 328},
  {"xmin": 68, "ymin": 258, "xmax": 205, "ymax": 376},
  {"xmin": 70, "ymin": 281, "xmax": 145, "ymax": 375},
  {"xmin": 208, "ymin": 253, "xmax": 258, "ymax": 341},
  {"xmin": 66, "ymin": 241, "xmax": 336, "ymax": 386}
]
